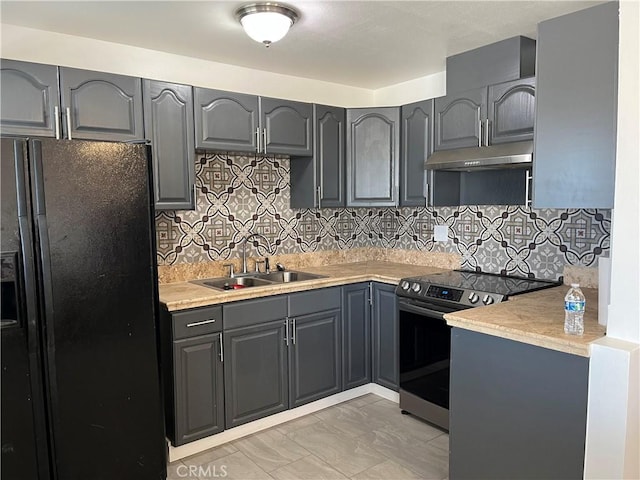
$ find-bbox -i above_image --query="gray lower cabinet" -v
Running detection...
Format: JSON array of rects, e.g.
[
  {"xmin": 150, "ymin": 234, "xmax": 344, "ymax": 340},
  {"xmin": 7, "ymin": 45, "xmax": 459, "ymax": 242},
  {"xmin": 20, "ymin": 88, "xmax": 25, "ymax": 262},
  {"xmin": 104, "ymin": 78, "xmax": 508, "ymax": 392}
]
[
  {"xmin": 400, "ymin": 99, "xmax": 433, "ymax": 207},
  {"xmin": 59, "ymin": 67, "xmax": 144, "ymax": 141},
  {"xmin": 346, "ymin": 108, "xmax": 400, "ymax": 207},
  {"xmin": 533, "ymin": 2, "xmax": 618, "ymax": 208},
  {"xmin": 0, "ymin": 59, "xmax": 60, "ymax": 137},
  {"xmin": 449, "ymin": 328, "xmax": 589, "ymax": 479},
  {"xmin": 371, "ymin": 283, "xmax": 398, "ymax": 391},
  {"xmin": 194, "ymin": 88, "xmax": 259, "ymax": 152},
  {"xmin": 434, "ymin": 87, "xmax": 486, "ymax": 152},
  {"xmin": 290, "ymin": 104, "xmax": 345, "ymax": 208},
  {"xmin": 223, "ymin": 319, "xmax": 289, "ymax": 428},
  {"xmin": 161, "ymin": 305, "xmax": 224, "ymax": 446},
  {"xmin": 342, "ymin": 283, "xmax": 371, "ymax": 389},
  {"xmin": 260, "ymin": 97, "xmax": 313, "ymax": 156},
  {"xmin": 288, "ymin": 288, "xmax": 342, "ymax": 407},
  {"xmin": 143, "ymin": 80, "xmax": 195, "ymax": 210}
]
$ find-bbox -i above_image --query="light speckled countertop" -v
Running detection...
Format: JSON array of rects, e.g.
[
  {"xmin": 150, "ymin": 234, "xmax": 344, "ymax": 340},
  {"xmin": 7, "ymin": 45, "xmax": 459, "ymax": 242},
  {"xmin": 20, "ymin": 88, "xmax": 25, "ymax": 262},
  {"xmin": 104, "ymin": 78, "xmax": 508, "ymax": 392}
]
[
  {"xmin": 159, "ymin": 262, "xmax": 606, "ymax": 357},
  {"xmin": 445, "ymin": 286, "xmax": 605, "ymax": 357},
  {"xmin": 159, "ymin": 261, "xmax": 448, "ymax": 311}
]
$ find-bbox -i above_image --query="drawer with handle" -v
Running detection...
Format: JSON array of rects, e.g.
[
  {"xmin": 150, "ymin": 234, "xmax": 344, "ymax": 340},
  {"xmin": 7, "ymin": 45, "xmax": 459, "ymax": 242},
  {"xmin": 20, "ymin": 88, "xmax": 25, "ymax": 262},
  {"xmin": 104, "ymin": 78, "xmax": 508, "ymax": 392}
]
[{"xmin": 172, "ymin": 306, "xmax": 222, "ymax": 340}]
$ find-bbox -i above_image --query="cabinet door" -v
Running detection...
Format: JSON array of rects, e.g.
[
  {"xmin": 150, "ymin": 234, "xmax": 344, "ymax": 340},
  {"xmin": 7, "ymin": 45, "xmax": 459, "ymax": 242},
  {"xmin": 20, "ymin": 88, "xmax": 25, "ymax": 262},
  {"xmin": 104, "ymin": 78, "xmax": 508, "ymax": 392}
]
[
  {"xmin": 289, "ymin": 309, "xmax": 341, "ymax": 408},
  {"xmin": 346, "ymin": 107, "xmax": 400, "ymax": 207},
  {"xmin": 143, "ymin": 80, "xmax": 195, "ymax": 210},
  {"xmin": 59, "ymin": 67, "xmax": 144, "ymax": 141},
  {"xmin": 371, "ymin": 283, "xmax": 399, "ymax": 391},
  {"xmin": 488, "ymin": 77, "xmax": 535, "ymax": 145},
  {"xmin": 260, "ymin": 97, "xmax": 313, "ymax": 156},
  {"xmin": 434, "ymin": 87, "xmax": 486, "ymax": 151},
  {"xmin": 224, "ymin": 320, "xmax": 288, "ymax": 428},
  {"xmin": 194, "ymin": 88, "xmax": 259, "ymax": 152},
  {"xmin": 173, "ymin": 334, "xmax": 224, "ymax": 446},
  {"xmin": 317, "ymin": 105, "xmax": 346, "ymax": 207},
  {"xmin": 400, "ymin": 100, "xmax": 433, "ymax": 207},
  {"xmin": 342, "ymin": 283, "xmax": 371, "ymax": 390},
  {"xmin": 533, "ymin": 2, "xmax": 618, "ymax": 208},
  {"xmin": 0, "ymin": 60, "xmax": 60, "ymax": 138}
]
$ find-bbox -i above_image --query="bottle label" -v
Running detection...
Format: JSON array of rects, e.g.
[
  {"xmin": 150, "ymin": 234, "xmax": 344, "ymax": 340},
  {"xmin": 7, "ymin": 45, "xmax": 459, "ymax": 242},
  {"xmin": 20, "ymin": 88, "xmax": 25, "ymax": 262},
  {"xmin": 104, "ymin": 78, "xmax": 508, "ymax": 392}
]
[{"xmin": 565, "ymin": 300, "xmax": 585, "ymax": 312}]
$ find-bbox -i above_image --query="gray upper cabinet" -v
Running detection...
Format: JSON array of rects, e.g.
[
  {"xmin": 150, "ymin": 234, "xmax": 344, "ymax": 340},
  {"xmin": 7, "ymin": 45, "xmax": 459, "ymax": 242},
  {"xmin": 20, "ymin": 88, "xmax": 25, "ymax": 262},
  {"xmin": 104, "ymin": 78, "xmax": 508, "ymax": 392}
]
[
  {"xmin": 194, "ymin": 88, "xmax": 259, "ymax": 152},
  {"xmin": 488, "ymin": 77, "xmax": 536, "ymax": 145},
  {"xmin": 260, "ymin": 97, "xmax": 313, "ymax": 156},
  {"xmin": 290, "ymin": 104, "xmax": 345, "ymax": 209},
  {"xmin": 143, "ymin": 80, "xmax": 195, "ymax": 210},
  {"xmin": 59, "ymin": 67, "xmax": 144, "ymax": 141},
  {"xmin": 371, "ymin": 283, "xmax": 398, "ymax": 391},
  {"xmin": 0, "ymin": 60, "xmax": 60, "ymax": 137},
  {"xmin": 434, "ymin": 87, "xmax": 486, "ymax": 151},
  {"xmin": 346, "ymin": 107, "xmax": 400, "ymax": 207},
  {"xmin": 400, "ymin": 99, "xmax": 433, "ymax": 207},
  {"xmin": 533, "ymin": 2, "xmax": 618, "ymax": 209},
  {"xmin": 342, "ymin": 283, "xmax": 371, "ymax": 390}
]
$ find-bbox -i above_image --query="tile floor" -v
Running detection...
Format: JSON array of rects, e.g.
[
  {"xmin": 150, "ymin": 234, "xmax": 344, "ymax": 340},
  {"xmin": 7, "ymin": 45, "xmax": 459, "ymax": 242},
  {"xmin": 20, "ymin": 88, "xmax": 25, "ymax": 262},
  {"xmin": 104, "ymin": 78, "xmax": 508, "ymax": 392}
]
[{"xmin": 168, "ymin": 394, "xmax": 449, "ymax": 480}]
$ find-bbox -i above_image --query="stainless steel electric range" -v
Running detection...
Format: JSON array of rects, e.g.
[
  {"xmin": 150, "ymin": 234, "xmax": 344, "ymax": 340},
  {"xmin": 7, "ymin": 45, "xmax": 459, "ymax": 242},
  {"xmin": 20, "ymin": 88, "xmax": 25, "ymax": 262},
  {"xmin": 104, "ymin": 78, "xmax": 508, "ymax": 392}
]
[{"xmin": 396, "ymin": 270, "xmax": 561, "ymax": 431}]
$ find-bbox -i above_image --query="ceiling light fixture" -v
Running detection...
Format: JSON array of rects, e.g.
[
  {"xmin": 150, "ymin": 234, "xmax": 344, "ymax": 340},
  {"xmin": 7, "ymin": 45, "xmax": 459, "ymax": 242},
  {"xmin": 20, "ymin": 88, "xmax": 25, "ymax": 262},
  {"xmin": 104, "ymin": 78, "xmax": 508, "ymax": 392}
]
[{"xmin": 235, "ymin": 2, "xmax": 299, "ymax": 47}]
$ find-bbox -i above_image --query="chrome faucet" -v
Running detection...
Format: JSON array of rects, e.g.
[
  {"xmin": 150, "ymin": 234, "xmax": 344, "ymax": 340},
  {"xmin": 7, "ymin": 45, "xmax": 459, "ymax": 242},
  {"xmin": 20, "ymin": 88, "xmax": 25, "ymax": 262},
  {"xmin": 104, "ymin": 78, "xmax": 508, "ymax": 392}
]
[{"xmin": 240, "ymin": 233, "xmax": 271, "ymax": 275}]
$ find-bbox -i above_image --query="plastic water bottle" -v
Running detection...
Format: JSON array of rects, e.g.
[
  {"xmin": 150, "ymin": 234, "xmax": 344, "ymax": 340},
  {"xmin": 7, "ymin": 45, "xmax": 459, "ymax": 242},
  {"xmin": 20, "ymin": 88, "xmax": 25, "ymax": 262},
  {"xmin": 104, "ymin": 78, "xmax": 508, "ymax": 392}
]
[{"xmin": 564, "ymin": 283, "xmax": 586, "ymax": 335}]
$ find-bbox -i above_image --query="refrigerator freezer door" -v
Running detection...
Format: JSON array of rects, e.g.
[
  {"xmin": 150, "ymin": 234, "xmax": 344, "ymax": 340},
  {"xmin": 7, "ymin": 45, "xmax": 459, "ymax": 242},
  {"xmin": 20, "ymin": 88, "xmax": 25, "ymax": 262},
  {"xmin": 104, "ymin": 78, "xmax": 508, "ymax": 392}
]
[
  {"xmin": 29, "ymin": 138, "xmax": 166, "ymax": 479},
  {"xmin": 1, "ymin": 138, "xmax": 50, "ymax": 479}
]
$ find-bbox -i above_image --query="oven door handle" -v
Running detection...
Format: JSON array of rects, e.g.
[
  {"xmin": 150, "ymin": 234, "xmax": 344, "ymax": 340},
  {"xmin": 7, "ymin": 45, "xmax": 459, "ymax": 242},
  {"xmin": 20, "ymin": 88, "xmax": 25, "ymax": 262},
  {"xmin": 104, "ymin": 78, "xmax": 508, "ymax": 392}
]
[{"xmin": 398, "ymin": 300, "xmax": 448, "ymax": 320}]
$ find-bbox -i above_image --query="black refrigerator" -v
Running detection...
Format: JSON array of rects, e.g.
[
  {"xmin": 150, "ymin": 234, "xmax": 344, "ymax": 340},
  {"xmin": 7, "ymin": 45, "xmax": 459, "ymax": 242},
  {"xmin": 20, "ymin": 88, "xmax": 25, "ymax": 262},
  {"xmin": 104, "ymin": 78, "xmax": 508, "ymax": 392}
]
[{"xmin": 1, "ymin": 137, "xmax": 167, "ymax": 479}]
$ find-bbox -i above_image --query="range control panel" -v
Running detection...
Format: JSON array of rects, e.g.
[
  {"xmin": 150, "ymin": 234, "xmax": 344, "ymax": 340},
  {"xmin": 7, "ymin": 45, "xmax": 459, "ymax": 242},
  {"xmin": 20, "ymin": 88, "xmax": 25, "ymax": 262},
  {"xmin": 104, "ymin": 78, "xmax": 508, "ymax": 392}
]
[{"xmin": 396, "ymin": 280, "xmax": 506, "ymax": 307}]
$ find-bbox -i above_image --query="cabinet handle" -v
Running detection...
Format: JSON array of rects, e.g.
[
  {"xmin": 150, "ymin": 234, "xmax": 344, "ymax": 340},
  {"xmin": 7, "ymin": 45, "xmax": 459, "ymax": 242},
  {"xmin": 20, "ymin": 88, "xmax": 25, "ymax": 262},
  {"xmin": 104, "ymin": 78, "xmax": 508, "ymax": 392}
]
[
  {"xmin": 284, "ymin": 318, "xmax": 289, "ymax": 346},
  {"xmin": 193, "ymin": 184, "xmax": 197, "ymax": 205},
  {"xmin": 66, "ymin": 107, "xmax": 73, "ymax": 140},
  {"xmin": 478, "ymin": 115, "xmax": 482, "ymax": 147},
  {"xmin": 262, "ymin": 128, "xmax": 268, "ymax": 154},
  {"xmin": 484, "ymin": 119, "xmax": 490, "ymax": 147},
  {"xmin": 525, "ymin": 169, "xmax": 533, "ymax": 207},
  {"xmin": 54, "ymin": 106, "xmax": 61, "ymax": 140},
  {"xmin": 186, "ymin": 318, "xmax": 216, "ymax": 328},
  {"xmin": 292, "ymin": 318, "xmax": 296, "ymax": 345},
  {"xmin": 255, "ymin": 128, "xmax": 261, "ymax": 153},
  {"xmin": 368, "ymin": 283, "xmax": 373, "ymax": 307},
  {"xmin": 219, "ymin": 332, "xmax": 224, "ymax": 363},
  {"xmin": 424, "ymin": 174, "xmax": 429, "ymax": 208},
  {"xmin": 316, "ymin": 186, "xmax": 322, "ymax": 209}
]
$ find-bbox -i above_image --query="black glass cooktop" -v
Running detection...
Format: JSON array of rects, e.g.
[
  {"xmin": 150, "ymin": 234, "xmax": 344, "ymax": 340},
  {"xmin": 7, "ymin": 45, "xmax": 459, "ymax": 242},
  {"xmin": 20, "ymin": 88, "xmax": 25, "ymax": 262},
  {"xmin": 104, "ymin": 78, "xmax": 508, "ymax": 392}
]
[{"xmin": 408, "ymin": 270, "xmax": 561, "ymax": 297}]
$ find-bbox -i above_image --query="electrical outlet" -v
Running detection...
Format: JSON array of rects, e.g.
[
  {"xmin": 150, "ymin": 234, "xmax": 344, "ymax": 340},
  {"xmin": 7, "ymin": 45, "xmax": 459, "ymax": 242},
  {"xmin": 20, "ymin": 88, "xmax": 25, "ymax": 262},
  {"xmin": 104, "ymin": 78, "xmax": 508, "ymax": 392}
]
[{"xmin": 434, "ymin": 225, "xmax": 448, "ymax": 242}]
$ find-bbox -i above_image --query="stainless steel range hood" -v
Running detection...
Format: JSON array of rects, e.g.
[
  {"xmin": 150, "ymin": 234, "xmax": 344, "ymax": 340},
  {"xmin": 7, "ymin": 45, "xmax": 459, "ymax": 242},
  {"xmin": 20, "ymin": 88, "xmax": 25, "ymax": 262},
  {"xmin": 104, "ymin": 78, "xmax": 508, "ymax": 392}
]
[{"xmin": 425, "ymin": 140, "xmax": 533, "ymax": 171}]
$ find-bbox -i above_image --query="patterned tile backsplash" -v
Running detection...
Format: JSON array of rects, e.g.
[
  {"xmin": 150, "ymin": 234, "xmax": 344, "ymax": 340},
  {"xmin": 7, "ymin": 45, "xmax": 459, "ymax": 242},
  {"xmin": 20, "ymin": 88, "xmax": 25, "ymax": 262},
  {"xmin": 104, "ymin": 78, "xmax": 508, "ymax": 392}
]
[{"xmin": 155, "ymin": 153, "xmax": 611, "ymax": 281}]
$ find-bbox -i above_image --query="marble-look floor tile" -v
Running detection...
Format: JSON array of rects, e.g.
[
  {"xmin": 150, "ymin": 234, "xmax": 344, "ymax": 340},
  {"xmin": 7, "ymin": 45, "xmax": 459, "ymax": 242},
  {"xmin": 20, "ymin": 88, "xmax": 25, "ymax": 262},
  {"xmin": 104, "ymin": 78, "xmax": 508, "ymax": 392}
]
[
  {"xmin": 269, "ymin": 454, "xmax": 348, "ymax": 480},
  {"xmin": 287, "ymin": 421, "xmax": 384, "ymax": 477},
  {"xmin": 351, "ymin": 459, "xmax": 425, "ymax": 480},
  {"xmin": 341, "ymin": 393, "xmax": 381, "ymax": 408},
  {"xmin": 312, "ymin": 403, "xmax": 382, "ymax": 438},
  {"xmin": 362, "ymin": 424, "xmax": 449, "ymax": 479},
  {"xmin": 190, "ymin": 451, "xmax": 273, "ymax": 480},
  {"xmin": 427, "ymin": 433, "xmax": 450, "ymax": 453},
  {"xmin": 274, "ymin": 412, "xmax": 321, "ymax": 436},
  {"xmin": 180, "ymin": 442, "xmax": 238, "ymax": 466},
  {"xmin": 166, "ymin": 461, "xmax": 186, "ymax": 480},
  {"xmin": 232, "ymin": 428, "xmax": 311, "ymax": 472}
]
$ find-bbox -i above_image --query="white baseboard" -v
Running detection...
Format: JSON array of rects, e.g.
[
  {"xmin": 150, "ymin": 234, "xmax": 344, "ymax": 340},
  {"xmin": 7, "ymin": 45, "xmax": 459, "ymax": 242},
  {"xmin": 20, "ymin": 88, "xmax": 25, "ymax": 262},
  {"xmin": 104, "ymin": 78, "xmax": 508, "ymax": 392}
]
[{"xmin": 168, "ymin": 383, "xmax": 398, "ymax": 462}]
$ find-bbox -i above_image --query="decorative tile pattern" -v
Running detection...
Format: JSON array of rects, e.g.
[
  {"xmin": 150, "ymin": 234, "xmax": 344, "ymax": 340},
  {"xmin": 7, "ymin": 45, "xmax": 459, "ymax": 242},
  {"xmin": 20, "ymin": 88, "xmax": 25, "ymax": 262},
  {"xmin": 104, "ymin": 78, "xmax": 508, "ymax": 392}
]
[{"xmin": 155, "ymin": 153, "xmax": 611, "ymax": 280}]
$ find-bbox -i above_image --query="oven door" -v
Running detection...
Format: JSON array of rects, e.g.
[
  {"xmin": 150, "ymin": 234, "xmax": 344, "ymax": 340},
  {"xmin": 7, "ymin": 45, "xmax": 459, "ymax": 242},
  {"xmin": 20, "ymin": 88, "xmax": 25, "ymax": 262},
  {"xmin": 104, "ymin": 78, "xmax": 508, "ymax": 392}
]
[{"xmin": 398, "ymin": 298, "xmax": 458, "ymax": 430}]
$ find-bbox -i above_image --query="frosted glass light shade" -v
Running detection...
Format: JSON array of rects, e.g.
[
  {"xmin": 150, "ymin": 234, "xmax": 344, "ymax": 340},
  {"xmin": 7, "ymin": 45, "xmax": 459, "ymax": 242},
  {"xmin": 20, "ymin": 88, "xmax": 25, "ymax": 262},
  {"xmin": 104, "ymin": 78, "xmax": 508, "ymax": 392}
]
[{"xmin": 236, "ymin": 3, "xmax": 299, "ymax": 47}]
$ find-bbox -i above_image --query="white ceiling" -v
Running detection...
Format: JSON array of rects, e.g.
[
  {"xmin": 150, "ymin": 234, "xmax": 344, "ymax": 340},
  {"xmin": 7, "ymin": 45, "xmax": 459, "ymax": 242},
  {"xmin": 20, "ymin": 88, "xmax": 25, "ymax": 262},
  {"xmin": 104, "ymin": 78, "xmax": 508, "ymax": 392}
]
[{"xmin": 0, "ymin": 0, "xmax": 603, "ymax": 89}]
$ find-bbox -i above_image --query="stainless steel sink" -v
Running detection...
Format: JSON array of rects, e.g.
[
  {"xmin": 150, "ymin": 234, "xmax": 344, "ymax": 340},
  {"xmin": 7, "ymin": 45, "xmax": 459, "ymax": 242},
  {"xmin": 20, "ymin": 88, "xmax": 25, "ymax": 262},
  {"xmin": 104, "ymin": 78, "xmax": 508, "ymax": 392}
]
[
  {"xmin": 192, "ymin": 276, "xmax": 274, "ymax": 291},
  {"xmin": 191, "ymin": 270, "xmax": 326, "ymax": 291},
  {"xmin": 257, "ymin": 271, "xmax": 326, "ymax": 283}
]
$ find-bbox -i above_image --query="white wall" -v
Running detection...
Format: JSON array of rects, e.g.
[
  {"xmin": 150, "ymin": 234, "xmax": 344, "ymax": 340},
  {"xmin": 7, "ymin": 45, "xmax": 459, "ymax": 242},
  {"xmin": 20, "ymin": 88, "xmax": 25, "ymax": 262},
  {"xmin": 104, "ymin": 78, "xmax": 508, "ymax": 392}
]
[
  {"xmin": 584, "ymin": 1, "xmax": 640, "ymax": 478},
  {"xmin": 0, "ymin": 23, "xmax": 443, "ymax": 107}
]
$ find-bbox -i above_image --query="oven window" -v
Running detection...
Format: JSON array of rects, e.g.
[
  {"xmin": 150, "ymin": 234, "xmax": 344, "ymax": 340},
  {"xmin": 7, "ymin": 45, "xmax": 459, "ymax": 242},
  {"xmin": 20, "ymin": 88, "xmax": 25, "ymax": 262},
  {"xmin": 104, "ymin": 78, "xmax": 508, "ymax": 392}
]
[{"xmin": 399, "ymin": 308, "xmax": 451, "ymax": 409}]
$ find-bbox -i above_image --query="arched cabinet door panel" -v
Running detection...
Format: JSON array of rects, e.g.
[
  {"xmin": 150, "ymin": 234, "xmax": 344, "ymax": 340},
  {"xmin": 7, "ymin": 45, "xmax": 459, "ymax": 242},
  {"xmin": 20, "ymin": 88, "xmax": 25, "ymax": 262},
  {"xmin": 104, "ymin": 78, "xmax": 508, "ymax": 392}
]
[
  {"xmin": 59, "ymin": 67, "xmax": 144, "ymax": 141},
  {"xmin": 0, "ymin": 60, "xmax": 60, "ymax": 137},
  {"xmin": 488, "ymin": 77, "xmax": 536, "ymax": 145},
  {"xmin": 434, "ymin": 88, "xmax": 486, "ymax": 151},
  {"xmin": 260, "ymin": 97, "xmax": 312, "ymax": 156}
]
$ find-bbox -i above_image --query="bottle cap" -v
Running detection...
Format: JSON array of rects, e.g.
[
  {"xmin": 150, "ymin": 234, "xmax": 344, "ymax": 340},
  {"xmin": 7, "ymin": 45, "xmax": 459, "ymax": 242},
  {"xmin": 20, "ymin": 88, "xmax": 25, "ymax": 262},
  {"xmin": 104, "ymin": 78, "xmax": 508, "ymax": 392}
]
[{"xmin": 571, "ymin": 283, "xmax": 580, "ymax": 288}]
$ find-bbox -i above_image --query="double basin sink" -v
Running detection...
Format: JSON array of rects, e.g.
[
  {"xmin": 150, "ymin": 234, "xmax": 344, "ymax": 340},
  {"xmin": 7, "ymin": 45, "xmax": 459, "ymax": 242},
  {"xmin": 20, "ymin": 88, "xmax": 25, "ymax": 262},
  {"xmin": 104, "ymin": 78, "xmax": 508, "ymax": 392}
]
[{"xmin": 191, "ymin": 271, "xmax": 326, "ymax": 291}]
